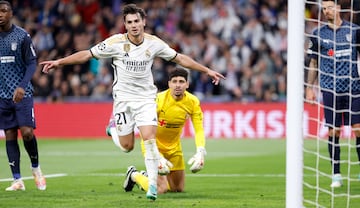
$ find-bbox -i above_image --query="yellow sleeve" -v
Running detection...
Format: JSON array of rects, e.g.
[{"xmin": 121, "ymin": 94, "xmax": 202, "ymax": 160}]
[{"xmin": 190, "ymin": 94, "xmax": 205, "ymax": 148}]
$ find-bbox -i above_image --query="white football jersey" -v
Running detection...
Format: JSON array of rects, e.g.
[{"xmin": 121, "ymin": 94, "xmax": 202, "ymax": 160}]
[{"xmin": 90, "ymin": 33, "xmax": 177, "ymax": 101}]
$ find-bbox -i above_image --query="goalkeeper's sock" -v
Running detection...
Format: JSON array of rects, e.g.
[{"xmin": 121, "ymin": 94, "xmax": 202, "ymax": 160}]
[
  {"xmin": 328, "ymin": 136, "xmax": 340, "ymax": 174},
  {"xmin": 144, "ymin": 139, "xmax": 160, "ymax": 188},
  {"xmin": 133, "ymin": 172, "xmax": 149, "ymax": 192}
]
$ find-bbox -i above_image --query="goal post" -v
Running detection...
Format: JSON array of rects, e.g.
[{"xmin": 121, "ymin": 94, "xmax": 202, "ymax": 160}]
[
  {"xmin": 286, "ymin": 0, "xmax": 305, "ymax": 207},
  {"xmin": 288, "ymin": 0, "xmax": 360, "ymax": 207}
]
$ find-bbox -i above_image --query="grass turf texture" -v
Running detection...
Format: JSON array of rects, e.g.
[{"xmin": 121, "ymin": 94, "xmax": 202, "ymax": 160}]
[{"xmin": 0, "ymin": 138, "xmax": 358, "ymax": 207}]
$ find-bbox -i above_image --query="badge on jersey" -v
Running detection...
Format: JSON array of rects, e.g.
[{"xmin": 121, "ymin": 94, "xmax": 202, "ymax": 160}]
[
  {"xmin": 98, "ymin": 42, "xmax": 106, "ymax": 51},
  {"xmin": 11, "ymin": 42, "xmax": 17, "ymax": 51},
  {"xmin": 346, "ymin": 33, "xmax": 351, "ymax": 42},
  {"xmin": 124, "ymin": 44, "xmax": 130, "ymax": 57}
]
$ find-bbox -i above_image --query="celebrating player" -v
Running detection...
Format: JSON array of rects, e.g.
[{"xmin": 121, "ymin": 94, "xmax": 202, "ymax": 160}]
[
  {"xmin": 107, "ymin": 68, "xmax": 206, "ymax": 194},
  {"xmin": 40, "ymin": 4, "xmax": 224, "ymax": 200},
  {"xmin": 306, "ymin": 0, "xmax": 360, "ymax": 188},
  {"xmin": 0, "ymin": 1, "xmax": 46, "ymax": 191}
]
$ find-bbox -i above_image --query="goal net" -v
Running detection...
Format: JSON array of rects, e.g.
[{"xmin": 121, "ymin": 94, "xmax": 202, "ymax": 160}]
[{"xmin": 287, "ymin": 0, "xmax": 360, "ymax": 207}]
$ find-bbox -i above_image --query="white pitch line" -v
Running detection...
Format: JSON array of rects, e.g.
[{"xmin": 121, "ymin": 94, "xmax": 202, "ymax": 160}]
[
  {"xmin": 82, "ymin": 173, "xmax": 286, "ymax": 177},
  {"xmin": 0, "ymin": 173, "xmax": 289, "ymax": 181},
  {"xmin": 0, "ymin": 173, "xmax": 68, "ymax": 182}
]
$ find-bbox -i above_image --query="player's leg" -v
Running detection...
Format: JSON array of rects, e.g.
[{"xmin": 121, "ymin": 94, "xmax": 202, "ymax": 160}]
[
  {"xmin": 157, "ymin": 175, "xmax": 171, "ymax": 193},
  {"xmin": 166, "ymin": 151, "xmax": 186, "ymax": 192},
  {"xmin": 353, "ymin": 123, "xmax": 360, "ymax": 172},
  {"xmin": 105, "ymin": 112, "xmax": 130, "ymax": 149},
  {"xmin": 123, "ymin": 167, "xmax": 173, "ymax": 194},
  {"xmin": 124, "ymin": 149, "xmax": 185, "ymax": 194},
  {"xmin": 4, "ymin": 128, "xmax": 25, "ymax": 191},
  {"xmin": 114, "ymin": 100, "xmax": 159, "ymax": 200},
  {"xmin": 124, "ymin": 166, "xmax": 149, "ymax": 192},
  {"xmin": 135, "ymin": 101, "xmax": 160, "ymax": 200},
  {"xmin": 111, "ymin": 102, "xmax": 136, "ymax": 152},
  {"xmin": 138, "ymin": 125, "xmax": 160, "ymax": 200},
  {"xmin": 322, "ymin": 91, "xmax": 342, "ymax": 187},
  {"xmin": 350, "ymin": 93, "xmax": 360, "ymax": 177},
  {"xmin": 17, "ymin": 97, "xmax": 46, "ymax": 190},
  {"xmin": 167, "ymin": 170, "xmax": 185, "ymax": 192},
  {"xmin": 0, "ymin": 99, "xmax": 25, "ymax": 191}
]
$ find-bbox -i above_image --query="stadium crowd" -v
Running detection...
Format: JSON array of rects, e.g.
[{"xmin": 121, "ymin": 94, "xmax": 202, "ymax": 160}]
[{"xmin": 12, "ymin": 0, "xmax": 288, "ymax": 103}]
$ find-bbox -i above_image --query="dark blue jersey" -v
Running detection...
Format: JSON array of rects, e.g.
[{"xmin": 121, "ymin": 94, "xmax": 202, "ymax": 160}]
[
  {"xmin": 308, "ymin": 21, "xmax": 360, "ymax": 93},
  {"xmin": 0, "ymin": 25, "xmax": 37, "ymax": 99}
]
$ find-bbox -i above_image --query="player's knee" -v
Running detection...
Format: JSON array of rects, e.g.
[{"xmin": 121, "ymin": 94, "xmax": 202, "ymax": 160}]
[
  {"xmin": 119, "ymin": 142, "xmax": 133, "ymax": 153},
  {"xmin": 169, "ymin": 186, "xmax": 184, "ymax": 193},
  {"xmin": 157, "ymin": 184, "xmax": 169, "ymax": 194},
  {"xmin": 20, "ymin": 128, "xmax": 34, "ymax": 141}
]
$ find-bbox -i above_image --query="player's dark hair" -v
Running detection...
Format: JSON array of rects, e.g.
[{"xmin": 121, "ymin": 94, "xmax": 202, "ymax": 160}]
[
  {"xmin": 321, "ymin": 0, "xmax": 343, "ymax": 5},
  {"xmin": 169, "ymin": 68, "xmax": 188, "ymax": 81},
  {"xmin": 0, "ymin": 0, "xmax": 12, "ymax": 10},
  {"xmin": 122, "ymin": 4, "xmax": 146, "ymax": 21}
]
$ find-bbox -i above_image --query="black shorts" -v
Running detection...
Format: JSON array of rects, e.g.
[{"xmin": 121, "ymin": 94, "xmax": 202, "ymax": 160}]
[
  {"xmin": 322, "ymin": 91, "xmax": 360, "ymax": 128},
  {"xmin": 0, "ymin": 97, "xmax": 36, "ymax": 130}
]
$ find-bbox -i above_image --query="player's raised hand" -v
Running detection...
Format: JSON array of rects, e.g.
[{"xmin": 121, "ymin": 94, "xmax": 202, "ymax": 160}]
[
  {"xmin": 40, "ymin": 60, "xmax": 60, "ymax": 74},
  {"xmin": 207, "ymin": 69, "xmax": 225, "ymax": 85}
]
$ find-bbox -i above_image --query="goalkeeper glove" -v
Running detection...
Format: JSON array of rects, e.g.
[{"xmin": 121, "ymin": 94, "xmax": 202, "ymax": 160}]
[
  {"xmin": 158, "ymin": 156, "xmax": 173, "ymax": 175},
  {"xmin": 187, "ymin": 147, "xmax": 206, "ymax": 173}
]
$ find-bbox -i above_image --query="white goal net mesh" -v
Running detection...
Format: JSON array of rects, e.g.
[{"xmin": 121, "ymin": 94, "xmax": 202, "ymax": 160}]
[{"xmin": 303, "ymin": 0, "xmax": 360, "ymax": 207}]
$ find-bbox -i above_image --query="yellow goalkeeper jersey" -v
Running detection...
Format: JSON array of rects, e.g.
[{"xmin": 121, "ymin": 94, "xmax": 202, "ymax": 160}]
[{"xmin": 156, "ymin": 89, "xmax": 205, "ymax": 153}]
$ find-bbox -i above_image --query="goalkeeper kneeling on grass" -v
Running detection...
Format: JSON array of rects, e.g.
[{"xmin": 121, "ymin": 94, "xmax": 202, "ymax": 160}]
[{"xmin": 107, "ymin": 68, "xmax": 207, "ymax": 194}]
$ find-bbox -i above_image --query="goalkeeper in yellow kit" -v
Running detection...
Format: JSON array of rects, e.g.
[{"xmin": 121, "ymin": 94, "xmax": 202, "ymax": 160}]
[{"xmin": 107, "ymin": 68, "xmax": 206, "ymax": 194}]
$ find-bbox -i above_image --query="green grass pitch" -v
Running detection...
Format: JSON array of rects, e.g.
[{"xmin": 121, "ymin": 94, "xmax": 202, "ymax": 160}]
[{"xmin": 0, "ymin": 138, "xmax": 359, "ymax": 208}]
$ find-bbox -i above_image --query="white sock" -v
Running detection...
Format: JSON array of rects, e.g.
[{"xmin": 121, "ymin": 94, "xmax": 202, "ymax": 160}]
[{"xmin": 143, "ymin": 139, "xmax": 159, "ymax": 187}]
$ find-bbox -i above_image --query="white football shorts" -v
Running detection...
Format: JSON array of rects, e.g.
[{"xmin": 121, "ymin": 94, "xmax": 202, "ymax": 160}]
[{"xmin": 112, "ymin": 100, "xmax": 158, "ymax": 136}]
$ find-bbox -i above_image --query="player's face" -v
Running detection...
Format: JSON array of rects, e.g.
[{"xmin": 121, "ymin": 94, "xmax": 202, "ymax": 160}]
[
  {"xmin": 321, "ymin": 1, "xmax": 340, "ymax": 21},
  {"xmin": 124, "ymin": 13, "xmax": 145, "ymax": 38},
  {"xmin": 0, "ymin": 4, "xmax": 12, "ymax": 27},
  {"xmin": 168, "ymin": 76, "xmax": 189, "ymax": 99}
]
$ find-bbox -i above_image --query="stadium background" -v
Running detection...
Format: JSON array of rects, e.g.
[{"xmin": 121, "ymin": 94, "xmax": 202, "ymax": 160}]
[{"xmin": 19, "ymin": 0, "xmax": 288, "ymax": 103}]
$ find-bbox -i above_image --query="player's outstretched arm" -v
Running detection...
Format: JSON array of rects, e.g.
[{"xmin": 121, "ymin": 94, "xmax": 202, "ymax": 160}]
[
  {"xmin": 172, "ymin": 53, "xmax": 225, "ymax": 85},
  {"xmin": 40, "ymin": 50, "xmax": 93, "ymax": 73}
]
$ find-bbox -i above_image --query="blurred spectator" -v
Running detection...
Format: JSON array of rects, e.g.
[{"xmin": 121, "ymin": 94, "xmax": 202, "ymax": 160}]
[
  {"xmin": 222, "ymin": 62, "xmax": 242, "ymax": 101},
  {"xmin": 15, "ymin": 0, "xmax": 289, "ymax": 103}
]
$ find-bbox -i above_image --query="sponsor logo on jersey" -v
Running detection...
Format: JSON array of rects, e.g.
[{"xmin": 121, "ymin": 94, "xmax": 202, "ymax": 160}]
[
  {"xmin": 159, "ymin": 119, "xmax": 166, "ymax": 126},
  {"xmin": 327, "ymin": 49, "xmax": 334, "ymax": 56},
  {"xmin": 123, "ymin": 59, "xmax": 150, "ymax": 72},
  {"xmin": 335, "ymin": 49, "xmax": 351, "ymax": 57},
  {"xmin": 0, "ymin": 56, "xmax": 15, "ymax": 63}
]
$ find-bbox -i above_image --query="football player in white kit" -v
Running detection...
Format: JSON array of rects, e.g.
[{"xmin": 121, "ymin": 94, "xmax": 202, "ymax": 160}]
[{"xmin": 40, "ymin": 4, "xmax": 224, "ymax": 201}]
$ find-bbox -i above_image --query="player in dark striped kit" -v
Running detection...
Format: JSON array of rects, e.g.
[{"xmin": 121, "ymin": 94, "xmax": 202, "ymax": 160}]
[
  {"xmin": 306, "ymin": 0, "xmax": 360, "ymax": 188},
  {"xmin": 0, "ymin": 0, "xmax": 46, "ymax": 191}
]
